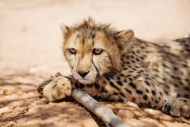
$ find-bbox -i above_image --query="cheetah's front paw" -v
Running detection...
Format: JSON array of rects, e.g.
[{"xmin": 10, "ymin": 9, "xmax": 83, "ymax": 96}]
[
  {"xmin": 37, "ymin": 73, "xmax": 72, "ymax": 102},
  {"xmin": 163, "ymin": 97, "xmax": 190, "ymax": 118}
]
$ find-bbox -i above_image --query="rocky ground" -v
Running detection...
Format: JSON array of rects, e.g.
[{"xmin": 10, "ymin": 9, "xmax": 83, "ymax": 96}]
[{"xmin": 0, "ymin": 0, "xmax": 190, "ymax": 127}]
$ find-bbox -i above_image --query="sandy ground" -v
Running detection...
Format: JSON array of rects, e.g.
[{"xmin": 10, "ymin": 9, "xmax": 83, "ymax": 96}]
[{"xmin": 0, "ymin": 0, "xmax": 190, "ymax": 127}]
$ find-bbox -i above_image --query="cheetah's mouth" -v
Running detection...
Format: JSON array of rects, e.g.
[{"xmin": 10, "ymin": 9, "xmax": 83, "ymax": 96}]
[
  {"xmin": 72, "ymin": 70, "xmax": 97, "ymax": 84},
  {"xmin": 78, "ymin": 79, "xmax": 94, "ymax": 84}
]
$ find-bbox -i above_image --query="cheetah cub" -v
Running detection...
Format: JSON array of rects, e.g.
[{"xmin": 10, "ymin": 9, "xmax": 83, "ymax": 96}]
[{"xmin": 38, "ymin": 18, "xmax": 190, "ymax": 118}]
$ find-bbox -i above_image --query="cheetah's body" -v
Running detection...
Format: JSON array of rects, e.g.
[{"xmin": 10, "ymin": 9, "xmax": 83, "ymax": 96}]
[{"xmin": 38, "ymin": 18, "xmax": 190, "ymax": 118}]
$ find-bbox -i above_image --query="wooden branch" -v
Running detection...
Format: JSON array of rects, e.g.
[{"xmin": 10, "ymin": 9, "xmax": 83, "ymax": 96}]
[{"xmin": 72, "ymin": 89, "xmax": 131, "ymax": 127}]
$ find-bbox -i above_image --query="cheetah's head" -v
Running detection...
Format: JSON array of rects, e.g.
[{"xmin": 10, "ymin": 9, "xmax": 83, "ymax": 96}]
[{"xmin": 61, "ymin": 18, "xmax": 134, "ymax": 84}]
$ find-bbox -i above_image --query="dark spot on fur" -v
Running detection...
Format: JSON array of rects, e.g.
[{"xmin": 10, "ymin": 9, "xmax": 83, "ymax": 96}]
[
  {"xmin": 125, "ymin": 88, "xmax": 132, "ymax": 94},
  {"xmin": 151, "ymin": 90, "xmax": 156, "ymax": 95},
  {"xmin": 140, "ymin": 56, "xmax": 144, "ymax": 59},
  {"xmin": 129, "ymin": 78, "xmax": 133, "ymax": 81},
  {"xmin": 100, "ymin": 87, "xmax": 108, "ymax": 93},
  {"xmin": 110, "ymin": 81, "xmax": 120, "ymax": 90},
  {"xmin": 184, "ymin": 94, "xmax": 189, "ymax": 98},
  {"xmin": 146, "ymin": 89, "xmax": 150, "ymax": 93},
  {"xmin": 129, "ymin": 82, "xmax": 136, "ymax": 89},
  {"xmin": 120, "ymin": 74, "xmax": 124, "ymax": 77},
  {"xmin": 134, "ymin": 75, "xmax": 141, "ymax": 79},
  {"xmin": 185, "ymin": 43, "xmax": 189, "ymax": 47},
  {"xmin": 185, "ymin": 78, "xmax": 189, "ymax": 82},
  {"xmin": 123, "ymin": 67, "xmax": 128, "ymax": 70},
  {"xmin": 117, "ymin": 98, "xmax": 124, "ymax": 102},
  {"xmin": 174, "ymin": 83, "xmax": 179, "ymax": 87},
  {"xmin": 119, "ymin": 92, "xmax": 125, "ymax": 97},
  {"xmin": 94, "ymin": 83, "xmax": 100, "ymax": 89},
  {"xmin": 182, "ymin": 64, "xmax": 188, "ymax": 68},
  {"xmin": 136, "ymin": 58, "xmax": 140, "ymax": 61},
  {"xmin": 143, "ymin": 95, "xmax": 148, "ymax": 100},
  {"xmin": 113, "ymin": 92, "xmax": 118, "ymax": 95},
  {"xmin": 105, "ymin": 75, "xmax": 110, "ymax": 80},
  {"xmin": 184, "ymin": 86, "xmax": 189, "ymax": 91},
  {"xmin": 126, "ymin": 62, "xmax": 130, "ymax": 64},
  {"xmin": 117, "ymin": 81, "xmax": 123, "ymax": 86},
  {"xmin": 132, "ymin": 97, "xmax": 136, "ymax": 102},
  {"xmin": 165, "ymin": 91, "xmax": 169, "ymax": 95},
  {"xmin": 145, "ymin": 81, "xmax": 151, "ymax": 86},
  {"xmin": 162, "ymin": 64, "xmax": 168, "ymax": 68},
  {"xmin": 132, "ymin": 68, "xmax": 136, "ymax": 70},
  {"xmin": 173, "ymin": 67, "xmax": 178, "ymax": 71},
  {"xmin": 136, "ymin": 90, "xmax": 143, "ymax": 95}
]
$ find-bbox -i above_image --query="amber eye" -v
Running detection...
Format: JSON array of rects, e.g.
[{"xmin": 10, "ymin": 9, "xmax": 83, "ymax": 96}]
[
  {"xmin": 69, "ymin": 48, "xmax": 77, "ymax": 54},
  {"xmin": 93, "ymin": 48, "xmax": 103, "ymax": 55}
]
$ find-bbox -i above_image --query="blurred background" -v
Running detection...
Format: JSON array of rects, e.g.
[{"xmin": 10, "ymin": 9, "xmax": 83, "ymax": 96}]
[{"xmin": 0, "ymin": 0, "xmax": 190, "ymax": 76}]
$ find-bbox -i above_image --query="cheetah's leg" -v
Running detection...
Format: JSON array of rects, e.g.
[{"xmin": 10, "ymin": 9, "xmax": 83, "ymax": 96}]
[
  {"xmin": 37, "ymin": 73, "xmax": 72, "ymax": 101},
  {"xmin": 163, "ymin": 97, "xmax": 190, "ymax": 118}
]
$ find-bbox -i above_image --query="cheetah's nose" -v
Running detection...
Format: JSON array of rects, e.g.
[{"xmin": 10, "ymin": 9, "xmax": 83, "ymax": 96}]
[{"xmin": 77, "ymin": 71, "xmax": 89, "ymax": 78}]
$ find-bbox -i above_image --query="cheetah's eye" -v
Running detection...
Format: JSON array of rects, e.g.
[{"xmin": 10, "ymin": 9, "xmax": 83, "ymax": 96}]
[
  {"xmin": 69, "ymin": 48, "xmax": 77, "ymax": 54},
  {"xmin": 93, "ymin": 48, "xmax": 103, "ymax": 55}
]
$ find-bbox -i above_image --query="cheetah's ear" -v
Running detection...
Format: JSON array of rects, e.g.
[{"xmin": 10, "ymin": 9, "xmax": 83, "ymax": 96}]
[
  {"xmin": 60, "ymin": 23, "xmax": 70, "ymax": 39},
  {"xmin": 115, "ymin": 29, "xmax": 134, "ymax": 45}
]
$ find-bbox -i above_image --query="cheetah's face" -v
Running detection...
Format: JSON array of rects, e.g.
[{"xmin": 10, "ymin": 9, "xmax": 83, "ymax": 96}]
[{"xmin": 61, "ymin": 18, "xmax": 134, "ymax": 84}]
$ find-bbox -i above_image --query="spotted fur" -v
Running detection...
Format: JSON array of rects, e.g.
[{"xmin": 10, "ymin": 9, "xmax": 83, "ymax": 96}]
[{"xmin": 38, "ymin": 18, "xmax": 190, "ymax": 118}]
